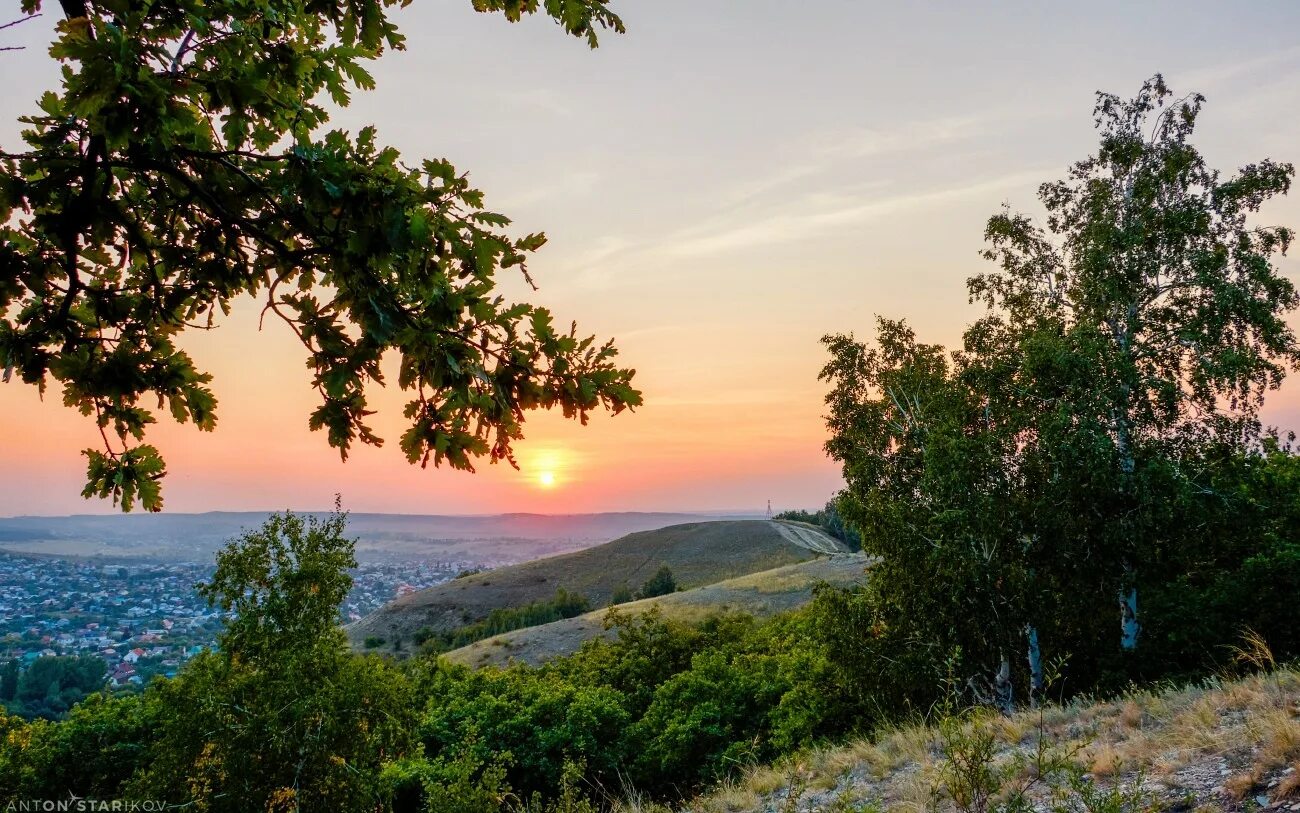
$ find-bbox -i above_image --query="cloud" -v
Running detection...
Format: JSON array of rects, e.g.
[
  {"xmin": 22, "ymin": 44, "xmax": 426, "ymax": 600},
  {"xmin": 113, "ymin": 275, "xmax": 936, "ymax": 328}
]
[
  {"xmin": 719, "ymin": 114, "xmax": 993, "ymax": 209},
  {"xmin": 557, "ymin": 109, "xmax": 1051, "ymax": 284},
  {"xmin": 1181, "ymin": 44, "xmax": 1300, "ymax": 91},
  {"xmin": 663, "ymin": 169, "xmax": 1051, "ymax": 258},
  {"xmin": 496, "ymin": 169, "xmax": 602, "ymax": 210},
  {"xmin": 497, "ymin": 87, "xmax": 575, "ymax": 117}
]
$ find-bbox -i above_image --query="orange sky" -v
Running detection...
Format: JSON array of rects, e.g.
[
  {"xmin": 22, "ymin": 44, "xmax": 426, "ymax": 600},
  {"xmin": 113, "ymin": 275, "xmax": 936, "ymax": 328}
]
[
  {"xmin": 1, "ymin": 296, "xmax": 844, "ymax": 514},
  {"xmin": 4, "ymin": 3, "xmax": 1300, "ymax": 515}
]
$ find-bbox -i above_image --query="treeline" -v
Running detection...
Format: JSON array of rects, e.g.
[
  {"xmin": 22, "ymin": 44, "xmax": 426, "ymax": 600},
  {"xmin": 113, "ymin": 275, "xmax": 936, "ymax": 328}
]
[
  {"xmin": 414, "ymin": 589, "xmax": 592, "ymax": 653},
  {"xmin": 3, "ymin": 504, "xmax": 1296, "ymax": 811},
  {"xmin": 813, "ymin": 75, "xmax": 1300, "ymax": 710},
  {"xmin": 413, "ymin": 567, "xmax": 679, "ymax": 655},
  {"xmin": 0, "ymin": 656, "xmax": 105, "ymax": 720},
  {"xmin": 773, "ymin": 500, "xmax": 862, "ymax": 551}
]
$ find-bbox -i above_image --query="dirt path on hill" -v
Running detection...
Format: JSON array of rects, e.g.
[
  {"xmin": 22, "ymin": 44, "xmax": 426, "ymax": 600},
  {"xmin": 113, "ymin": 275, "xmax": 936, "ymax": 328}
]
[{"xmin": 770, "ymin": 520, "xmax": 849, "ymax": 555}]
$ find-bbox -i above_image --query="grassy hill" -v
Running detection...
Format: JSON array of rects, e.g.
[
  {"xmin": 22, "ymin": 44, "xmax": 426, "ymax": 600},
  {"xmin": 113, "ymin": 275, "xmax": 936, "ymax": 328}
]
[
  {"xmin": 445, "ymin": 553, "xmax": 873, "ymax": 668},
  {"xmin": 659, "ymin": 667, "xmax": 1300, "ymax": 813},
  {"xmin": 345, "ymin": 519, "xmax": 846, "ymax": 651}
]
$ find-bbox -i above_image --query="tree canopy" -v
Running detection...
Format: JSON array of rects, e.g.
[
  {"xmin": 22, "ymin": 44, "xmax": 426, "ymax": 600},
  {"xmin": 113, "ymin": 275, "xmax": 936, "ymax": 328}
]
[
  {"xmin": 0, "ymin": 0, "xmax": 640, "ymax": 512},
  {"xmin": 821, "ymin": 76, "xmax": 1299, "ymax": 701}
]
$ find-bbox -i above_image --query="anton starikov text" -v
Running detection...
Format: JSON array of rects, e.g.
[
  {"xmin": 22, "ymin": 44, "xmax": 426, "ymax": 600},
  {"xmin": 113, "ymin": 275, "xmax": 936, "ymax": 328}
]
[{"xmin": 6, "ymin": 801, "xmax": 163, "ymax": 812}]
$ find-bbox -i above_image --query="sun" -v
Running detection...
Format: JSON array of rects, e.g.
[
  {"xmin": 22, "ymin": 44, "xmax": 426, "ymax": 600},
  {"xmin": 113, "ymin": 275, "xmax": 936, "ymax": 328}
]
[{"xmin": 538, "ymin": 471, "xmax": 557, "ymax": 488}]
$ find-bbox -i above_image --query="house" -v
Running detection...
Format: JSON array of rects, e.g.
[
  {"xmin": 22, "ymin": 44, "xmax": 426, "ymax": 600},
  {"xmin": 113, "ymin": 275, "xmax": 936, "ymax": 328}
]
[
  {"xmin": 109, "ymin": 664, "xmax": 136, "ymax": 687},
  {"xmin": 123, "ymin": 648, "xmax": 146, "ymax": 664}
]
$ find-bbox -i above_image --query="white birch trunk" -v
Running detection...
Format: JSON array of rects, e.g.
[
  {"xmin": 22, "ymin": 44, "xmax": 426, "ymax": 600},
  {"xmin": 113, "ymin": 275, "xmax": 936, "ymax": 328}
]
[
  {"xmin": 1026, "ymin": 625, "xmax": 1044, "ymax": 706},
  {"xmin": 1120, "ymin": 585, "xmax": 1139, "ymax": 650}
]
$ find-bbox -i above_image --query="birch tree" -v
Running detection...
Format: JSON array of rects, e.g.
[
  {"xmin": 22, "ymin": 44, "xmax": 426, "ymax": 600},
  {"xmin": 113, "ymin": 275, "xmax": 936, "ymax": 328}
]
[
  {"xmin": 819, "ymin": 76, "xmax": 1298, "ymax": 706},
  {"xmin": 970, "ymin": 75, "xmax": 1298, "ymax": 651}
]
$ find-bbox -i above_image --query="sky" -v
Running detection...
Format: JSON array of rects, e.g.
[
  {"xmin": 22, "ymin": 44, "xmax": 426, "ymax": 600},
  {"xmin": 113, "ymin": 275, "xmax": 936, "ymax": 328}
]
[{"xmin": 4, "ymin": 1, "xmax": 1300, "ymax": 516}]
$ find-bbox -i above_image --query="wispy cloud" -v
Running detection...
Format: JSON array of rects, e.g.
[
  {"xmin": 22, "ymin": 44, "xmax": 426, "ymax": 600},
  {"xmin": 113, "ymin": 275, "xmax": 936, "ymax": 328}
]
[
  {"xmin": 558, "ymin": 109, "xmax": 1052, "ymax": 284},
  {"xmin": 497, "ymin": 87, "xmax": 575, "ymax": 117},
  {"xmin": 664, "ymin": 169, "xmax": 1050, "ymax": 258},
  {"xmin": 1181, "ymin": 44, "xmax": 1300, "ymax": 92},
  {"xmin": 496, "ymin": 169, "xmax": 602, "ymax": 211},
  {"xmin": 719, "ymin": 115, "xmax": 993, "ymax": 209}
]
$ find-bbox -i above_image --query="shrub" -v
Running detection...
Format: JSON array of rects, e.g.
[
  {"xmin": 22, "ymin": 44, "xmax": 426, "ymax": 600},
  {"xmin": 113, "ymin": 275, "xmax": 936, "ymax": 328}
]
[
  {"xmin": 635, "ymin": 567, "xmax": 677, "ymax": 600},
  {"xmin": 421, "ymin": 589, "xmax": 593, "ymax": 654}
]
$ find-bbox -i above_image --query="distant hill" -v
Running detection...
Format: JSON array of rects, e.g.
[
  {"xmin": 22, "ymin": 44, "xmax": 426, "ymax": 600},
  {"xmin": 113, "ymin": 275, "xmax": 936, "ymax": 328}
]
[
  {"xmin": 0, "ymin": 511, "xmax": 750, "ymax": 563},
  {"xmin": 444, "ymin": 553, "xmax": 873, "ymax": 668},
  {"xmin": 345, "ymin": 519, "xmax": 849, "ymax": 651}
]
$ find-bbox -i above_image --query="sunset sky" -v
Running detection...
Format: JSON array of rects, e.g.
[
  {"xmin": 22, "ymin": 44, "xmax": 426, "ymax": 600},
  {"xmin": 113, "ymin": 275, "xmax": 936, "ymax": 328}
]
[{"xmin": 4, "ymin": 2, "xmax": 1300, "ymax": 516}]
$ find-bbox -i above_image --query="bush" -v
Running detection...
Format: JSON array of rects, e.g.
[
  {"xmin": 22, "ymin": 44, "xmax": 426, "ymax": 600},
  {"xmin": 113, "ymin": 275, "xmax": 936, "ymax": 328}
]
[
  {"xmin": 0, "ymin": 693, "xmax": 157, "ymax": 800},
  {"xmin": 609, "ymin": 583, "xmax": 634, "ymax": 606},
  {"xmin": 418, "ymin": 663, "xmax": 630, "ymax": 798},
  {"xmin": 381, "ymin": 746, "xmax": 514, "ymax": 813},
  {"xmin": 635, "ymin": 566, "xmax": 677, "ymax": 599},
  {"xmin": 421, "ymin": 589, "xmax": 593, "ymax": 654}
]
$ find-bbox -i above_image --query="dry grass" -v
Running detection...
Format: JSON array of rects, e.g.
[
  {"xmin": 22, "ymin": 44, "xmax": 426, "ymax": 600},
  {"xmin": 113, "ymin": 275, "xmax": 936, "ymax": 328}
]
[
  {"xmin": 1275, "ymin": 763, "xmax": 1300, "ymax": 800},
  {"xmin": 1119, "ymin": 699, "xmax": 1144, "ymax": 729},
  {"xmin": 1257, "ymin": 709, "xmax": 1300, "ymax": 767},
  {"xmin": 673, "ymin": 666, "xmax": 1300, "ymax": 813},
  {"xmin": 1089, "ymin": 743, "xmax": 1122, "ymax": 777},
  {"xmin": 1223, "ymin": 767, "xmax": 1262, "ymax": 800}
]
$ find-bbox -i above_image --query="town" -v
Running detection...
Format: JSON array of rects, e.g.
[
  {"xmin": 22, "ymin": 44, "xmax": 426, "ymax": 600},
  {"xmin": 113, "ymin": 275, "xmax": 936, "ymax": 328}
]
[{"xmin": 0, "ymin": 551, "xmax": 466, "ymax": 718}]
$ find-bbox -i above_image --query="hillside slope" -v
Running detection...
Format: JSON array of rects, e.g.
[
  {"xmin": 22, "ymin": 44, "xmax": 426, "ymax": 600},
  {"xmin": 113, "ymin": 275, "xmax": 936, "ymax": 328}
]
[
  {"xmin": 444, "ymin": 553, "xmax": 873, "ymax": 668},
  {"xmin": 346, "ymin": 520, "xmax": 846, "ymax": 650},
  {"xmin": 671, "ymin": 667, "xmax": 1300, "ymax": 813}
]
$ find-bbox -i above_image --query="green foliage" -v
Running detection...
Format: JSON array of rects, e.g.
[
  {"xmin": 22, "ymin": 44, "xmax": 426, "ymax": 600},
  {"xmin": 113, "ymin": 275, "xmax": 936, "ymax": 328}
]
[
  {"xmin": 1, "ymin": 0, "xmax": 639, "ymax": 511},
  {"xmin": 609, "ymin": 583, "xmax": 634, "ymax": 605},
  {"xmin": 115, "ymin": 509, "xmax": 415, "ymax": 812},
  {"xmin": 520, "ymin": 759, "xmax": 598, "ymax": 813},
  {"xmin": 417, "ymin": 661, "xmax": 630, "ymax": 797},
  {"xmin": 135, "ymin": 647, "xmax": 415, "ymax": 811},
  {"xmin": 630, "ymin": 648, "xmax": 783, "ymax": 786},
  {"xmin": 4, "ymin": 655, "xmax": 106, "ymax": 720},
  {"xmin": 414, "ymin": 608, "xmax": 850, "ymax": 801},
  {"xmin": 0, "ymin": 660, "xmax": 17, "ymax": 702},
  {"xmin": 380, "ymin": 744, "xmax": 516, "ymax": 813},
  {"xmin": 818, "ymin": 75, "xmax": 1300, "ymax": 709},
  {"xmin": 1142, "ymin": 438, "xmax": 1300, "ymax": 672},
  {"xmin": 423, "ymin": 589, "xmax": 592, "ymax": 654},
  {"xmin": 635, "ymin": 565, "xmax": 677, "ymax": 599},
  {"xmin": 471, "ymin": 0, "xmax": 624, "ymax": 48},
  {"xmin": 559, "ymin": 608, "xmax": 708, "ymax": 711},
  {"xmin": 199, "ymin": 502, "xmax": 357, "ymax": 659},
  {"xmin": 0, "ymin": 692, "xmax": 158, "ymax": 801}
]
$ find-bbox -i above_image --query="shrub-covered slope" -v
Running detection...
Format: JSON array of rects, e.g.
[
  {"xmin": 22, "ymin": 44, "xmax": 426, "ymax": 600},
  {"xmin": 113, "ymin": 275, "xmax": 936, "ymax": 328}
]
[
  {"xmin": 445, "ymin": 554, "xmax": 872, "ymax": 668},
  {"xmin": 346, "ymin": 520, "xmax": 846, "ymax": 652}
]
